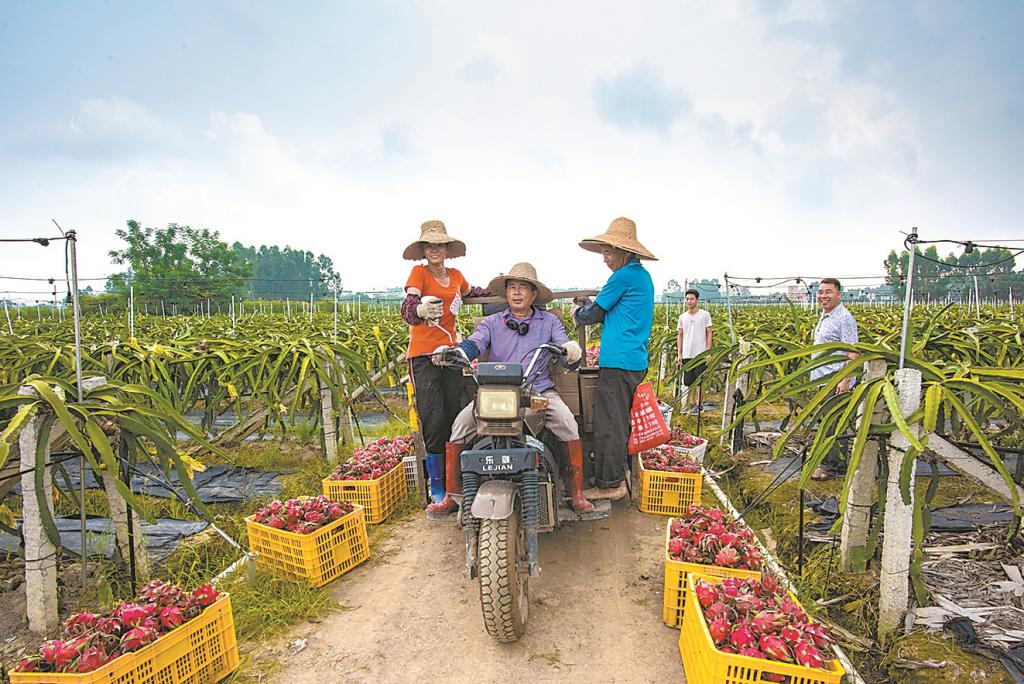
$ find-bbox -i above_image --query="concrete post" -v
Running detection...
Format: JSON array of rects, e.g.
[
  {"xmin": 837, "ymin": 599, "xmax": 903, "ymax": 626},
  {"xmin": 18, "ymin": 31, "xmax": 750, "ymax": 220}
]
[
  {"xmin": 320, "ymin": 368, "xmax": 338, "ymax": 466},
  {"xmin": 878, "ymin": 368, "xmax": 922, "ymax": 640},
  {"xmin": 18, "ymin": 384, "xmax": 58, "ymax": 633},
  {"xmin": 720, "ymin": 341, "xmax": 750, "ymax": 451},
  {"xmin": 840, "ymin": 360, "xmax": 887, "ymax": 571},
  {"xmin": 101, "ymin": 468, "xmax": 149, "ymax": 578},
  {"xmin": 337, "ymin": 360, "xmax": 355, "ymax": 446}
]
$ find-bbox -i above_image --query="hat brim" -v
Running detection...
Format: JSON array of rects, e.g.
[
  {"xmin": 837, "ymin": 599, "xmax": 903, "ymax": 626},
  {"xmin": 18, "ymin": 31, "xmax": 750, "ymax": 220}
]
[
  {"xmin": 579, "ymin": 236, "xmax": 657, "ymax": 260},
  {"xmin": 402, "ymin": 238, "xmax": 467, "ymax": 261},
  {"xmin": 487, "ymin": 274, "xmax": 554, "ymax": 305}
]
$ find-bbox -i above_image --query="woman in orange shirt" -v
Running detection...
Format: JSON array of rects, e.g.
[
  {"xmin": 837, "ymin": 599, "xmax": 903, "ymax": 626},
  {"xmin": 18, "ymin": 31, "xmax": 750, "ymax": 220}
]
[{"xmin": 401, "ymin": 220, "xmax": 486, "ymax": 517}]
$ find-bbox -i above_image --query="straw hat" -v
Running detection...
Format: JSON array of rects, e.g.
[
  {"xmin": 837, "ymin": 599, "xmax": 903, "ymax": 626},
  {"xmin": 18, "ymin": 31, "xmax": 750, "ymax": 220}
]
[
  {"xmin": 402, "ymin": 220, "xmax": 467, "ymax": 260},
  {"xmin": 579, "ymin": 217, "xmax": 657, "ymax": 260},
  {"xmin": 487, "ymin": 262, "xmax": 554, "ymax": 305}
]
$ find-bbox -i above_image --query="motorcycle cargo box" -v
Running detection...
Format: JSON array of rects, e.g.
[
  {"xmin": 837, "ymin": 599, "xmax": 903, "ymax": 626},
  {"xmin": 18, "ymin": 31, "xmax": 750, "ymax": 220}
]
[{"xmin": 477, "ymin": 362, "xmax": 523, "ymax": 385}]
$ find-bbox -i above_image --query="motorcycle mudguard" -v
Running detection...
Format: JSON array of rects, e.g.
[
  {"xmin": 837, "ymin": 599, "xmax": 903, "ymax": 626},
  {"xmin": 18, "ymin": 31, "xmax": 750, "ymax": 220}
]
[{"xmin": 470, "ymin": 480, "xmax": 518, "ymax": 520}]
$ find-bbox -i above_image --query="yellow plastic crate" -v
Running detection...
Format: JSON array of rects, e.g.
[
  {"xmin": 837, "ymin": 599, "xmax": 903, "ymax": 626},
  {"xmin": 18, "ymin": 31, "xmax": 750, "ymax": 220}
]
[
  {"xmin": 245, "ymin": 505, "xmax": 369, "ymax": 587},
  {"xmin": 637, "ymin": 453, "xmax": 702, "ymax": 516},
  {"xmin": 662, "ymin": 519, "xmax": 760, "ymax": 628},
  {"xmin": 10, "ymin": 594, "xmax": 238, "ymax": 684},
  {"xmin": 680, "ymin": 573, "xmax": 845, "ymax": 684},
  {"xmin": 322, "ymin": 461, "xmax": 407, "ymax": 524}
]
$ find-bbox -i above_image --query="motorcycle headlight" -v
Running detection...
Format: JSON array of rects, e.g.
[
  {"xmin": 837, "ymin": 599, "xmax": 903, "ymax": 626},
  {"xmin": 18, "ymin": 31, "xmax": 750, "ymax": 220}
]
[{"xmin": 477, "ymin": 387, "xmax": 519, "ymax": 419}]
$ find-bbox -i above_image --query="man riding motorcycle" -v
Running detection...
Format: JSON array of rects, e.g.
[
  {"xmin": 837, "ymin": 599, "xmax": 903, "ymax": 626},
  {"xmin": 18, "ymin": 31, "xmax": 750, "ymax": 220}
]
[{"xmin": 429, "ymin": 262, "xmax": 594, "ymax": 515}]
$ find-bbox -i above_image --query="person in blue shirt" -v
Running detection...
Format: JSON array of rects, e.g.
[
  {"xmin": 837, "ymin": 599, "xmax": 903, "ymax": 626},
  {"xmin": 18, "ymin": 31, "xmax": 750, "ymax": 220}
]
[{"xmin": 573, "ymin": 217, "xmax": 657, "ymax": 500}]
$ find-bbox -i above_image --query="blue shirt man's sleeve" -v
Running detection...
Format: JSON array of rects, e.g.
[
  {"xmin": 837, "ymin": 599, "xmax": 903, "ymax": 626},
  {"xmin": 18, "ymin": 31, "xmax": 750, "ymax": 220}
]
[{"xmin": 595, "ymin": 267, "xmax": 627, "ymax": 312}]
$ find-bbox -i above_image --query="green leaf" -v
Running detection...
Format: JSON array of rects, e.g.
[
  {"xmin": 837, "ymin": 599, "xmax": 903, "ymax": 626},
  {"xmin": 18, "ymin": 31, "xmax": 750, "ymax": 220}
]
[{"xmin": 0, "ymin": 401, "xmax": 39, "ymax": 471}]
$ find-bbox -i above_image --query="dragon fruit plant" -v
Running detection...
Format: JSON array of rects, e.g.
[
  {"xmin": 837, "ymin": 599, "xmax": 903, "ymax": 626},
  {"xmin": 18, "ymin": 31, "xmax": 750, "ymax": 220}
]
[
  {"xmin": 694, "ymin": 573, "xmax": 836, "ymax": 674},
  {"xmin": 15, "ymin": 581, "xmax": 222, "ymax": 674},
  {"xmin": 328, "ymin": 435, "xmax": 413, "ymax": 481},
  {"xmin": 641, "ymin": 444, "xmax": 701, "ymax": 474},
  {"xmin": 252, "ymin": 495, "xmax": 355, "ymax": 534},
  {"xmin": 667, "ymin": 505, "xmax": 763, "ymax": 570}
]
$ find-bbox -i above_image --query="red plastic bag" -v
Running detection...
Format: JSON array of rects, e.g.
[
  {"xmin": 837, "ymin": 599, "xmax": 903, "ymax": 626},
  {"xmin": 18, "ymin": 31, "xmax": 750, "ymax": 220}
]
[{"xmin": 628, "ymin": 382, "xmax": 670, "ymax": 454}]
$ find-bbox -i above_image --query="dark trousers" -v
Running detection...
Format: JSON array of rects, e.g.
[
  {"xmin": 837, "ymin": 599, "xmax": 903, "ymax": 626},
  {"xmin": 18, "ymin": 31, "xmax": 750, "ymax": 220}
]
[
  {"xmin": 409, "ymin": 356, "xmax": 465, "ymax": 454},
  {"xmin": 593, "ymin": 368, "xmax": 646, "ymax": 488}
]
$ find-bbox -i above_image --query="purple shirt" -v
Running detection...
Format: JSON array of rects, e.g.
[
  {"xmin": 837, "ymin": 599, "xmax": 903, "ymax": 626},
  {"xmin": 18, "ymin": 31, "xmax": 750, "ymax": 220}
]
[{"xmin": 464, "ymin": 307, "xmax": 570, "ymax": 393}]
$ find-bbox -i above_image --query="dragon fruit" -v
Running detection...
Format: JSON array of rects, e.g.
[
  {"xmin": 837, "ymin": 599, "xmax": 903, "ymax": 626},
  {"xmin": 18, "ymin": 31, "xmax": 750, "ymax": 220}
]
[
  {"xmin": 738, "ymin": 647, "xmax": 766, "ymax": 659},
  {"xmin": 694, "ymin": 580, "xmax": 719, "ymax": 608},
  {"xmin": 64, "ymin": 611, "xmax": 99, "ymax": 636},
  {"xmin": 794, "ymin": 639, "xmax": 827, "ymax": 668},
  {"xmin": 705, "ymin": 601, "xmax": 732, "ymax": 622},
  {"xmin": 759, "ymin": 634, "xmax": 792, "ymax": 662},
  {"xmin": 191, "ymin": 583, "xmax": 220, "ymax": 608},
  {"xmin": 158, "ymin": 606, "xmax": 185, "ymax": 631},
  {"xmin": 729, "ymin": 625, "xmax": 757, "ymax": 650},
  {"xmin": 120, "ymin": 625, "xmax": 158, "ymax": 652},
  {"xmin": 74, "ymin": 645, "xmax": 111, "ymax": 673},
  {"xmin": 751, "ymin": 610, "xmax": 787, "ymax": 635},
  {"xmin": 14, "ymin": 655, "xmax": 42, "ymax": 672},
  {"xmin": 708, "ymin": 617, "xmax": 731, "ymax": 644}
]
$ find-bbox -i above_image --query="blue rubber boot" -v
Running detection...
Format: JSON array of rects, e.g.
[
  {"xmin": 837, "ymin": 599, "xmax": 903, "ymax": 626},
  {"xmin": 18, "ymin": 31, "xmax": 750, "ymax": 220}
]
[{"xmin": 424, "ymin": 452, "xmax": 446, "ymax": 504}]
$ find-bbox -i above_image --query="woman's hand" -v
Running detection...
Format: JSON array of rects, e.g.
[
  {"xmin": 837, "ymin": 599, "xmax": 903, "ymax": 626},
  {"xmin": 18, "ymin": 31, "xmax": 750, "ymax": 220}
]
[{"xmin": 416, "ymin": 296, "xmax": 443, "ymax": 320}]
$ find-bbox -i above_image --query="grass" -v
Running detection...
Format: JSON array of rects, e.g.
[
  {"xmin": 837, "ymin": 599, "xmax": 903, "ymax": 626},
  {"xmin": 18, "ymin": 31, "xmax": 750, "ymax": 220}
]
[{"xmin": 223, "ymin": 569, "xmax": 339, "ymax": 640}]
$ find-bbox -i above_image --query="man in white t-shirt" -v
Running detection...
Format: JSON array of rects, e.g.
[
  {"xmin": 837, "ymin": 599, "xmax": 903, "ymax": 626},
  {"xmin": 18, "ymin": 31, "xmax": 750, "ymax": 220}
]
[{"xmin": 676, "ymin": 289, "xmax": 713, "ymax": 415}]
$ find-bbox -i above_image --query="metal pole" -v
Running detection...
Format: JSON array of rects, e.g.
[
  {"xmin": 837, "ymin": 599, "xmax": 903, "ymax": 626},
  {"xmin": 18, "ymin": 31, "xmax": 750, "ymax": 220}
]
[
  {"xmin": 2, "ymin": 298, "xmax": 11, "ymax": 334},
  {"xmin": 898, "ymin": 228, "xmax": 918, "ymax": 369},
  {"xmin": 231, "ymin": 295, "xmax": 236, "ymax": 328},
  {"xmin": 724, "ymin": 274, "xmax": 736, "ymax": 344},
  {"xmin": 333, "ymin": 285, "xmax": 339, "ymax": 342},
  {"xmin": 309, "ymin": 292, "xmax": 314, "ymax": 323},
  {"xmin": 973, "ymin": 274, "xmax": 981, "ymax": 317},
  {"xmin": 129, "ymin": 284, "xmax": 135, "ymax": 338},
  {"xmin": 68, "ymin": 230, "xmax": 87, "ymax": 590}
]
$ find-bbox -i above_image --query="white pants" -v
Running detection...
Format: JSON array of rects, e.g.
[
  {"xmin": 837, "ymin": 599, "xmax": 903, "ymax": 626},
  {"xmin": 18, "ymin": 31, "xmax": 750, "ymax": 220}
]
[{"xmin": 450, "ymin": 389, "xmax": 579, "ymax": 443}]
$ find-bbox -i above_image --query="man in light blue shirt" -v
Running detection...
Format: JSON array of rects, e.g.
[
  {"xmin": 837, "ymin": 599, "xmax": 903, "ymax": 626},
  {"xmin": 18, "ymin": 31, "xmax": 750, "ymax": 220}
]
[
  {"xmin": 810, "ymin": 277, "xmax": 860, "ymax": 480},
  {"xmin": 573, "ymin": 217, "xmax": 656, "ymax": 500}
]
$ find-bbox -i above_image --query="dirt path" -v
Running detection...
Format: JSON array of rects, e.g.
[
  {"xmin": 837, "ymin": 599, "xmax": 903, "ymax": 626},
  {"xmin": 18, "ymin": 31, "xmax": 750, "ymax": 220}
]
[{"xmin": 263, "ymin": 499, "xmax": 684, "ymax": 683}]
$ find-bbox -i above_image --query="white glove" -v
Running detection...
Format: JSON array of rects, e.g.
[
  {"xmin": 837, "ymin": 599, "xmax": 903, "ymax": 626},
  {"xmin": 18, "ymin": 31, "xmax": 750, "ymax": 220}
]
[
  {"xmin": 431, "ymin": 344, "xmax": 452, "ymax": 366},
  {"xmin": 564, "ymin": 340, "xmax": 582, "ymax": 365},
  {"xmin": 416, "ymin": 295, "xmax": 443, "ymax": 321},
  {"xmin": 431, "ymin": 345, "xmax": 468, "ymax": 366}
]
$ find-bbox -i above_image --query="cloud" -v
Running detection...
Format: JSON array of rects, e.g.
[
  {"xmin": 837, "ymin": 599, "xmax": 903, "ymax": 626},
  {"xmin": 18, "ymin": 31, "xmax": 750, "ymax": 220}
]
[
  {"xmin": 594, "ymin": 64, "xmax": 691, "ymax": 134},
  {"xmin": 5, "ymin": 96, "xmax": 183, "ymax": 160},
  {"xmin": 459, "ymin": 56, "xmax": 502, "ymax": 83}
]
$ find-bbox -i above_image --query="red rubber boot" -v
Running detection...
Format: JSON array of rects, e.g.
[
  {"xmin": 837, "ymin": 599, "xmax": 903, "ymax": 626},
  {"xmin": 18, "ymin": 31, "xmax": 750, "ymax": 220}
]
[
  {"xmin": 566, "ymin": 439, "xmax": 594, "ymax": 514},
  {"xmin": 426, "ymin": 442, "xmax": 464, "ymax": 514}
]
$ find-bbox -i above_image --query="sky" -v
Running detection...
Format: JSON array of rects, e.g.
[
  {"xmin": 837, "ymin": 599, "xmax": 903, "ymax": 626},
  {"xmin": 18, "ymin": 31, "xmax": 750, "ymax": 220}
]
[{"xmin": 1, "ymin": 0, "xmax": 1022, "ymax": 299}]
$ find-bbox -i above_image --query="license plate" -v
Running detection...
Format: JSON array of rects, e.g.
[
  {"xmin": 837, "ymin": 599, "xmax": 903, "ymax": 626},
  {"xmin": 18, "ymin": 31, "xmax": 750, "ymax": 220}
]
[{"xmin": 461, "ymin": 447, "xmax": 538, "ymax": 475}]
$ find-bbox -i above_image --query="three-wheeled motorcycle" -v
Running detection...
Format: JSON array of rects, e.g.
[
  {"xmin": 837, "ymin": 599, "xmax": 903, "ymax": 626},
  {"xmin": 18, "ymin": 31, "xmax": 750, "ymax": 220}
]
[{"xmin": 430, "ymin": 290, "xmax": 608, "ymax": 642}]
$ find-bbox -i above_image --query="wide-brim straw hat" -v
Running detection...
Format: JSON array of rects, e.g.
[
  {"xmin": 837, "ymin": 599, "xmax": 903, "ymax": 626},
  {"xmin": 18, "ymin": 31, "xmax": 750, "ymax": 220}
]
[
  {"xmin": 402, "ymin": 220, "xmax": 467, "ymax": 260},
  {"xmin": 579, "ymin": 216, "xmax": 657, "ymax": 260},
  {"xmin": 487, "ymin": 262, "xmax": 555, "ymax": 305}
]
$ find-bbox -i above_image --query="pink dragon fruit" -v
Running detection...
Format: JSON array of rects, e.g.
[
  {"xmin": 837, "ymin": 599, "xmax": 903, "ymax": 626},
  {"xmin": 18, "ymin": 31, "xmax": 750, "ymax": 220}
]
[
  {"xmin": 159, "ymin": 606, "xmax": 185, "ymax": 631},
  {"xmin": 729, "ymin": 625, "xmax": 757, "ymax": 650},
  {"xmin": 694, "ymin": 580, "xmax": 720, "ymax": 608},
  {"xmin": 116, "ymin": 602, "xmax": 151, "ymax": 627},
  {"xmin": 780, "ymin": 623, "xmax": 802, "ymax": 645},
  {"xmin": 704, "ymin": 601, "xmax": 731, "ymax": 622},
  {"xmin": 120, "ymin": 625, "xmax": 158, "ymax": 652},
  {"xmin": 759, "ymin": 634, "xmax": 792, "ymax": 662},
  {"xmin": 738, "ymin": 647, "xmax": 766, "ymax": 659},
  {"xmin": 714, "ymin": 547, "xmax": 740, "ymax": 567},
  {"xmin": 794, "ymin": 639, "xmax": 827, "ymax": 669},
  {"xmin": 667, "ymin": 537, "xmax": 685, "ymax": 556},
  {"xmin": 64, "ymin": 611, "xmax": 99, "ymax": 636},
  {"xmin": 708, "ymin": 617, "xmax": 731, "ymax": 644},
  {"xmin": 751, "ymin": 610, "xmax": 787, "ymax": 635},
  {"xmin": 191, "ymin": 584, "xmax": 220, "ymax": 607},
  {"xmin": 14, "ymin": 655, "xmax": 42, "ymax": 672},
  {"xmin": 74, "ymin": 645, "xmax": 111, "ymax": 673}
]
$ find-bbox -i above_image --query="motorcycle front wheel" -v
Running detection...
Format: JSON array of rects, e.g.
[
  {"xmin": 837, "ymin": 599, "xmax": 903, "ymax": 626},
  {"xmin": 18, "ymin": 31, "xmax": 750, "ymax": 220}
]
[{"xmin": 477, "ymin": 505, "xmax": 529, "ymax": 642}]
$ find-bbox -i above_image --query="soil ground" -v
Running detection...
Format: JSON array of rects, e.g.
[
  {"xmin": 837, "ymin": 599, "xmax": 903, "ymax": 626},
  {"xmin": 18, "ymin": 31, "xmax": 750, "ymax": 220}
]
[{"xmin": 252, "ymin": 498, "xmax": 685, "ymax": 683}]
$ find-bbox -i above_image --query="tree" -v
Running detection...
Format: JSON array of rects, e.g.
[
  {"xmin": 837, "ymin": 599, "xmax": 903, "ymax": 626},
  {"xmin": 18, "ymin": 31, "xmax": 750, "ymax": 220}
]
[
  {"xmin": 107, "ymin": 220, "xmax": 253, "ymax": 305},
  {"xmin": 885, "ymin": 245, "xmax": 1023, "ymax": 303},
  {"xmin": 231, "ymin": 243, "xmax": 340, "ymax": 299}
]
